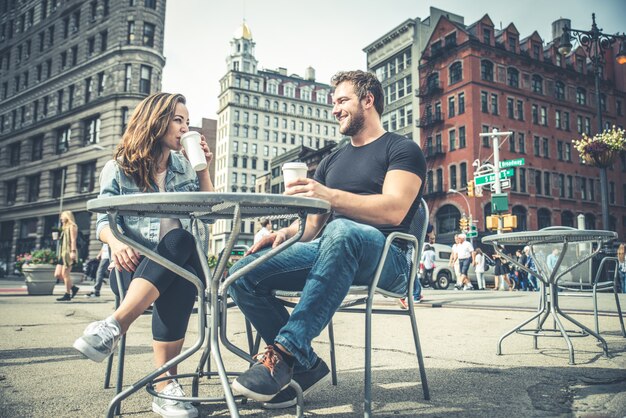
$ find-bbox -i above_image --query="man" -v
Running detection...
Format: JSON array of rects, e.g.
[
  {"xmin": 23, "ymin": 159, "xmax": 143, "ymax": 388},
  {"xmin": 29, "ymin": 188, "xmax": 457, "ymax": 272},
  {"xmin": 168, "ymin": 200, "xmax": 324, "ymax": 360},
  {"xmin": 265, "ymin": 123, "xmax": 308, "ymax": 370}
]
[
  {"xmin": 455, "ymin": 234, "xmax": 474, "ymax": 290},
  {"xmin": 228, "ymin": 70, "xmax": 426, "ymax": 408},
  {"xmin": 449, "ymin": 234, "xmax": 463, "ymax": 290},
  {"xmin": 254, "ymin": 219, "xmax": 272, "ymax": 244}
]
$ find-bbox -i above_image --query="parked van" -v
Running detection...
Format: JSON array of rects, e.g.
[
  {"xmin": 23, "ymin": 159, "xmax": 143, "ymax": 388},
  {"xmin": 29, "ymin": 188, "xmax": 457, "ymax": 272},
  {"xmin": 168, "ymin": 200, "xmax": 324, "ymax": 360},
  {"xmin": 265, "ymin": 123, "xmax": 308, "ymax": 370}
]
[{"xmin": 418, "ymin": 243, "xmax": 496, "ymax": 289}]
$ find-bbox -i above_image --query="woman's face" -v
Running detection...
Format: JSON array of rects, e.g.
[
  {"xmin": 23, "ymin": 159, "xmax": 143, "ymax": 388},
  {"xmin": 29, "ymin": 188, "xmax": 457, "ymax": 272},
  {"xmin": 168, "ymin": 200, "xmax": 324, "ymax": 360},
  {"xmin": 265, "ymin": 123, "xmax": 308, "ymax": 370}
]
[{"xmin": 160, "ymin": 102, "xmax": 190, "ymax": 152}]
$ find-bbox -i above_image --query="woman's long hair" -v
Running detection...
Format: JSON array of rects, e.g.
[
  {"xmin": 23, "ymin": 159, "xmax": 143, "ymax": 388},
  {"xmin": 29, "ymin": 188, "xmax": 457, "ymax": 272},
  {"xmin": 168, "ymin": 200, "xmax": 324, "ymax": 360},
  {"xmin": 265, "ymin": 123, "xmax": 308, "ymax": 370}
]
[
  {"xmin": 115, "ymin": 93, "xmax": 186, "ymax": 191},
  {"xmin": 60, "ymin": 211, "xmax": 77, "ymax": 230}
]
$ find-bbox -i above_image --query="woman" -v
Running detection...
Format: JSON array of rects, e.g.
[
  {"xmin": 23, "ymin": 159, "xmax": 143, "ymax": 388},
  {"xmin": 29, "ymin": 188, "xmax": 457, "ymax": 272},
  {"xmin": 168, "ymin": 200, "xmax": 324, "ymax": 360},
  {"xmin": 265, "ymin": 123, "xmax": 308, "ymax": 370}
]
[
  {"xmin": 618, "ymin": 244, "xmax": 626, "ymax": 294},
  {"xmin": 473, "ymin": 248, "xmax": 485, "ymax": 290},
  {"xmin": 492, "ymin": 252, "xmax": 513, "ymax": 290},
  {"xmin": 55, "ymin": 211, "xmax": 79, "ymax": 301},
  {"xmin": 73, "ymin": 93, "xmax": 213, "ymax": 418}
]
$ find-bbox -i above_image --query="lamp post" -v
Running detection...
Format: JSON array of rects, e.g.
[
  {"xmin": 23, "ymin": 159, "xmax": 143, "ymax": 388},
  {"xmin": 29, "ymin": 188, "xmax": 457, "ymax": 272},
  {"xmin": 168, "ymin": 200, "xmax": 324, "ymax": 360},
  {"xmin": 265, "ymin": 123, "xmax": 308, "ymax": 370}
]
[{"xmin": 558, "ymin": 13, "xmax": 626, "ymax": 230}]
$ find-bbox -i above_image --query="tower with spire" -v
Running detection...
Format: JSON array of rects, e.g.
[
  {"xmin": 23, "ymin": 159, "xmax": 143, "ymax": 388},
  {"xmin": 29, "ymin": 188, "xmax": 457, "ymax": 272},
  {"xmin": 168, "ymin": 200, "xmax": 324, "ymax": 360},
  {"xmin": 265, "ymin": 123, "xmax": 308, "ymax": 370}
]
[{"xmin": 226, "ymin": 21, "xmax": 258, "ymax": 74}]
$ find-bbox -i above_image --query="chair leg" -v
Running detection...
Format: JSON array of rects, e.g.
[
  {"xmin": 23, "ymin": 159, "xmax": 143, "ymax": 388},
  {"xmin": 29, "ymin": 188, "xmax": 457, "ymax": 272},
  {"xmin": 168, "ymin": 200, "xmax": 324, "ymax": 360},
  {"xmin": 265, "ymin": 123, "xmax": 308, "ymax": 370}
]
[
  {"xmin": 245, "ymin": 319, "xmax": 255, "ymax": 355},
  {"xmin": 408, "ymin": 301, "xmax": 430, "ymax": 400},
  {"xmin": 114, "ymin": 332, "xmax": 126, "ymax": 416},
  {"xmin": 614, "ymin": 288, "xmax": 626, "ymax": 338},
  {"xmin": 593, "ymin": 286, "xmax": 600, "ymax": 335},
  {"xmin": 327, "ymin": 319, "xmax": 337, "ymax": 386},
  {"xmin": 104, "ymin": 295, "xmax": 120, "ymax": 389},
  {"xmin": 364, "ymin": 299, "xmax": 373, "ymax": 418}
]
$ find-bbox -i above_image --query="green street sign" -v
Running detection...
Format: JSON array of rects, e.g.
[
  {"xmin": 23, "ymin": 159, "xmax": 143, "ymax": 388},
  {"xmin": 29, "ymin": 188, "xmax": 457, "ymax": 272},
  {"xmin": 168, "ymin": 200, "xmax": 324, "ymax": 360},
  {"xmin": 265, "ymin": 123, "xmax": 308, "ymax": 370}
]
[
  {"xmin": 474, "ymin": 168, "xmax": 514, "ymax": 185},
  {"xmin": 499, "ymin": 158, "xmax": 525, "ymax": 168},
  {"xmin": 466, "ymin": 231, "xmax": 478, "ymax": 238},
  {"xmin": 470, "ymin": 225, "xmax": 477, "ymax": 231}
]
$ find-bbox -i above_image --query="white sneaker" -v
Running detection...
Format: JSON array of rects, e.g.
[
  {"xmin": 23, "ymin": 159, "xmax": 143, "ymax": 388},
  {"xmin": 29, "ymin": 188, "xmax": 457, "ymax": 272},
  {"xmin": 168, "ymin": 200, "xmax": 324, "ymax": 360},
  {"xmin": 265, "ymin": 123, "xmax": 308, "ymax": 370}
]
[
  {"xmin": 152, "ymin": 379, "xmax": 198, "ymax": 418},
  {"xmin": 73, "ymin": 317, "xmax": 121, "ymax": 362}
]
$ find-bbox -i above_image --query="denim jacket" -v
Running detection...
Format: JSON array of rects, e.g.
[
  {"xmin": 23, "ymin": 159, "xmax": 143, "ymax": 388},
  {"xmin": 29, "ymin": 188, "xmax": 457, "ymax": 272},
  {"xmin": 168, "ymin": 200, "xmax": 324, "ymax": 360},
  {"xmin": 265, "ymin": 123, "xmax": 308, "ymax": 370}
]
[{"xmin": 96, "ymin": 152, "xmax": 201, "ymax": 251}]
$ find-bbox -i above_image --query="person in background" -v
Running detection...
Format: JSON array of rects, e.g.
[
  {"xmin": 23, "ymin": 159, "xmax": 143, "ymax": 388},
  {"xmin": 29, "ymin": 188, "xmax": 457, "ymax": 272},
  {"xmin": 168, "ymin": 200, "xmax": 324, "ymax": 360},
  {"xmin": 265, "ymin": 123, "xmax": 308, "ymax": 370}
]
[
  {"xmin": 254, "ymin": 219, "xmax": 272, "ymax": 244},
  {"xmin": 473, "ymin": 248, "xmax": 485, "ymax": 290},
  {"xmin": 617, "ymin": 243, "xmax": 626, "ymax": 294},
  {"xmin": 399, "ymin": 243, "xmax": 431, "ymax": 309},
  {"xmin": 524, "ymin": 246, "xmax": 539, "ymax": 291},
  {"xmin": 456, "ymin": 234, "xmax": 474, "ymax": 290},
  {"xmin": 55, "ymin": 211, "xmax": 79, "ymax": 301},
  {"xmin": 515, "ymin": 249, "xmax": 529, "ymax": 291},
  {"xmin": 493, "ymin": 252, "xmax": 513, "ymax": 291},
  {"xmin": 450, "ymin": 234, "xmax": 462, "ymax": 290},
  {"xmin": 73, "ymin": 92, "xmax": 214, "ymax": 418},
  {"xmin": 546, "ymin": 248, "xmax": 560, "ymax": 272},
  {"xmin": 86, "ymin": 243, "xmax": 110, "ymax": 298}
]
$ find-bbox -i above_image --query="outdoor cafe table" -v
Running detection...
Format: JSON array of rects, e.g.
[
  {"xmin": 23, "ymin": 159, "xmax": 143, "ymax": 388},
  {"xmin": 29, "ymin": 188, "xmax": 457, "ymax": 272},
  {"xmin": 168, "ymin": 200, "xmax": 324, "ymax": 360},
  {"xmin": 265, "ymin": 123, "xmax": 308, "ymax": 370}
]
[
  {"xmin": 482, "ymin": 229, "xmax": 617, "ymax": 365},
  {"xmin": 87, "ymin": 192, "xmax": 330, "ymax": 418}
]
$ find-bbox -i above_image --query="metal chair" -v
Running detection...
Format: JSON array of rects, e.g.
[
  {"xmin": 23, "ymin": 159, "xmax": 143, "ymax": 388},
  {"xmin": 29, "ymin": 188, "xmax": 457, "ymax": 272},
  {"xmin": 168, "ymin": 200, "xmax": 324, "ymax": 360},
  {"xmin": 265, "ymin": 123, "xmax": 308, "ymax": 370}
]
[{"xmin": 264, "ymin": 198, "xmax": 431, "ymax": 417}]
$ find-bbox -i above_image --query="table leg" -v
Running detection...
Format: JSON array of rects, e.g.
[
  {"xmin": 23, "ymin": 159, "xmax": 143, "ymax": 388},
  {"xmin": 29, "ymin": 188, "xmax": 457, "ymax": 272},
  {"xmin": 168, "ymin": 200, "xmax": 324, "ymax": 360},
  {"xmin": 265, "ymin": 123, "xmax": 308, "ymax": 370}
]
[
  {"xmin": 554, "ymin": 304, "xmax": 609, "ymax": 357},
  {"xmin": 497, "ymin": 309, "xmax": 544, "ymax": 356}
]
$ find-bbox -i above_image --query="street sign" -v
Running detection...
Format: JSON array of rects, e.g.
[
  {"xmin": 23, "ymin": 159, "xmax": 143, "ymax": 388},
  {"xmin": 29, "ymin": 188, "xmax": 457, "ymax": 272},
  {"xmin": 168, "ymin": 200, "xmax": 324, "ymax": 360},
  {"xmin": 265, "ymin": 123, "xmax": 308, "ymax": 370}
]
[
  {"xmin": 466, "ymin": 231, "xmax": 478, "ymax": 238},
  {"xmin": 474, "ymin": 168, "xmax": 514, "ymax": 185},
  {"xmin": 490, "ymin": 179, "xmax": 511, "ymax": 191},
  {"xmin": 499, "ymin": 158, "xmax": 525, "ymax": 168}
]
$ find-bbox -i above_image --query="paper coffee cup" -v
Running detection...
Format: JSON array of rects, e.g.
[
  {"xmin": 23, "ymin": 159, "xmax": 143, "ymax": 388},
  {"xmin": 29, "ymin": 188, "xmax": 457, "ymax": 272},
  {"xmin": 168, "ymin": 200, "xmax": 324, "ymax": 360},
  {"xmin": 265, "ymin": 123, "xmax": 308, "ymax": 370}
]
[
  {"xmin": 282, "ymin": 162, "xmax": 308, "ymax": 189},
  {"xmin": 181, "ymin": 131, "xmax": 207, "ymax": 171},
  {"xmin": 52, "ymin": 231, "xmax": 59, "ymax": 240}
]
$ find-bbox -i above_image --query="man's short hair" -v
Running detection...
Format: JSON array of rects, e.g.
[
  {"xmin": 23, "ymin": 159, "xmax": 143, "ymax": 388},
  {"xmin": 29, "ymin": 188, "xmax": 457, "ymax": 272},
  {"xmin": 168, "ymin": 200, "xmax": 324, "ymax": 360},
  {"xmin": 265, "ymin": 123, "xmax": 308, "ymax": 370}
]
[
  {"xmin": 458, "ymin": 233, "xmax": 466, "ymax": 240},
  {"xmin": 260, "ymin": 219, "xmax": 270, "ymax": 227},
  {"xmin": 331, "ymin": 70, "xmax": 384, "ymax": 116}
]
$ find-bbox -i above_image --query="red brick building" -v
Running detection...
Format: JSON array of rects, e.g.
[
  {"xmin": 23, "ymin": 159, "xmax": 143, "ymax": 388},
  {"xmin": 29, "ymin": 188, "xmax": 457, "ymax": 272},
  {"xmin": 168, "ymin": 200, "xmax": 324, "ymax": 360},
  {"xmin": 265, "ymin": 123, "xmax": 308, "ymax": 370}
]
[{"xmin": 417, "ymin": 14, "xmax": 626, "ymax": 244}]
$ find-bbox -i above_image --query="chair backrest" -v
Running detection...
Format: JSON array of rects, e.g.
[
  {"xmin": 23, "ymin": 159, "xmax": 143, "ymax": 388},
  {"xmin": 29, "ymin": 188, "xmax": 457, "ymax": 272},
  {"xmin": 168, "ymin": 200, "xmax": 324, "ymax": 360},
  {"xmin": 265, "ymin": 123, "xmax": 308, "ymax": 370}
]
[{"xmin": 404, "ymin": 198, "xmax": 429, "ymax": 296}]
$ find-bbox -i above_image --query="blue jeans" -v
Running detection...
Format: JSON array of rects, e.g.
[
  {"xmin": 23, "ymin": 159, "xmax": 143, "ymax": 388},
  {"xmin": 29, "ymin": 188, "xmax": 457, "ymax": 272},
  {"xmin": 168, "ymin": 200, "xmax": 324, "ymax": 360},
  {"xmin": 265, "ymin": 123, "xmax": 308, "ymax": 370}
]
[
  {"xmin": 619, "ymin": 271, "xmax": 626, "ymax": 294},
  {"xmin": 228, "ymin": 219, "xmax": 410, "ymax": 369}
]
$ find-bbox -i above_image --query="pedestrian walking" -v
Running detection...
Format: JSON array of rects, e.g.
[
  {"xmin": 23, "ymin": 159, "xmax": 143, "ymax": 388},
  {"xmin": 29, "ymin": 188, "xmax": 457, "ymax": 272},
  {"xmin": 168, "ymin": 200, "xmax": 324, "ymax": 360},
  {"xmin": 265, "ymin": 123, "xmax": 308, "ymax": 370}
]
[
  {"xmin": 617, "ymin": 243, "xmax": 626, "ymax": 294},
  {"xmin": 473, "ymin": 248, "xmax": 485, "ymax": 290},
  {"xmin": 524, "ymin": 246, "xmax": 539, "ymax": 291},
  {"xmin": 55, "ymin": 211, "xmax": 80, "ymax": 301},
  {"xmin": 86, "ymin": 244, "xmax": 110, "ymax": 298},
  {"xmin": 450, "ymin": 234, "xmax": 463, "ymax": 290},
  {"xmin": 73, "ymin": 92, "xmax": 214, "ymax": 418},
  {"xmin": 456, "ymin": 234, "xmax": 474, "ymax": 290}
]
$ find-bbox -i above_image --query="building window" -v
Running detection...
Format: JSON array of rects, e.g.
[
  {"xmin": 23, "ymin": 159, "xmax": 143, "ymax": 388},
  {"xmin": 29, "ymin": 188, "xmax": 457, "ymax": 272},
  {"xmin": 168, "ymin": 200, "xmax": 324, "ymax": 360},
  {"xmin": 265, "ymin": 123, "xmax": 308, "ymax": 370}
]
[
  {"xmin": 533, "ymin": 136, "xmax": 540, "ymax": 156},
  {"xmin": 491, "ymin": 93, "xmax": 498, "ymax": 115},
  {"xmin": 518, "ymin": 133, "xmax": 525, "ymax": 154},
  {"xmin": 100, "ymin": 30, "xmax": 108, "ymax": 52},
  {"xmin": 565, "ymin": 143, "xmax": 571, "ymax": 161},
  {"xmin": 483, "ymin": 27, "xmax": 491, "ymax": 44},
  {"xmin": 55, "ymin": 125, "xmax": 71, "ymax": 154},
  {"xmin": 567, "ymin": 175, "xmax": 573, "ymax": 198},
  {"xmin": 555, "ymin": 81, "xmax": 565, "ymax": 100},
  {"xmin": 68, "ymin": 84, "xmax": 74, "ymax": 109},
  {"xmin": 143, "ymin": 22, "xmax": 155, "ymax": 47},
  {"xmin": 459, "ymin": 126, "xmax": 466, "ymax": 148},
  {"xmin": 481, "ymin": 60, "xmax": 493, "ymax": 81},
  {"xmin": 481, "ymin": 91, "xmax": 488, "ymax": 113},
  {"xmin": 460, "ymin": 162, "xmax": 467, "ymax": 188},
  {"xmin": 576, "ymin": 88, "xmax": 586, "ymax": 105},
  {"xmin": 83, "ymin": 116, "xmax": 100, "ymax": 145},
  {"xmin": 449, "ymin": 62, "xmax": 462, "ymax": 84},
  {"xmin": 121, "ymin": 106, "xmax": 129, "ymax": 134},
  {"xmin": 449, "ymin": 129, "xmax": 456, "ymax": 151},
  {"xmin": 458, "ymin": 92, "xmax": 465, "ymax": 114},
  {"xmin": 557, "ymin": 141, "xmax": 563, "ymax": 161},
  {"xmin": 31, "ymin": 135, "xmax": 43, "ymax": 161},
  {"xmin": 507, "ymin": 98, "xmax": 514, "ymax": 119},
  {"xmin": 145, "ymin": 0, "xmax": 157, "ymax": 8},
  {"xmin": 507, "ymin": 67, "xmax": 519, "ymax": 88},
  {"xmin": 84, "ymin": 77, "xmax": 92, "ymax": 103},
  {"xmin": 535, "ymin": 170, "xmax": 543, "ymax": 195},
  {"xmin": 6, "ymin": 180, "xmax": 17, "ymax": 205},
  {"xmin": 519, "ymin": 168, "xmax": 526, "ymax": 193},
  {"xmin": 555, "ymin": 110, "xmax": 562, "ymax": 129},
  {"xmin": 27, "ymin": 174, "xmax": 41, "ymax": 202},
  {"xmin": 448, "ymin": 96, "xmax": 455, "ymax": 118},
  {"xmin": 127, "ymin": 21, "xmax": 135, "ymax": 44},
  {"xmin": 450, "ymin": 165, "xmax": 457, "ymax": 190},
  {"xmin": 516, "ymin": 100, "xmax": 524, "ymax": 121},
  {"xmin": 531, "ymin": 75, "xmax": 543, "ymax": 94},
  {"xmin": 78, "ymin": 161, "xmax": 97, "ymax": 193},
  {"xmin": 540, "ymin": 106, "xmax": 547, "ymax": 126},
  {"xmin": 139, "ymin": 65, "xmax": 151, "ymax": 93},
  {"xmin": 532, "ymin": 104, "xmax": 538, "ymax": 124},
  {"xmin": 9, "ymin": 142, "xmax": 21, "ymax": 166},
  {"xmin": 542, "ymin": 138, "xmax": 549, "ymax": 158}
]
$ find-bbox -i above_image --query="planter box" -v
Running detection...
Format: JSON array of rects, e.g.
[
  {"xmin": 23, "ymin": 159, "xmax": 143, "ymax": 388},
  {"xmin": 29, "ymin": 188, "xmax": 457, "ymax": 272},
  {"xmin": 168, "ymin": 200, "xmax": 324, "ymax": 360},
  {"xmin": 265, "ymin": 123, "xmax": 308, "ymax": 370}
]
[{"xmin": 22, "ymin": 264, "xmax": 56, "ymax": 295}]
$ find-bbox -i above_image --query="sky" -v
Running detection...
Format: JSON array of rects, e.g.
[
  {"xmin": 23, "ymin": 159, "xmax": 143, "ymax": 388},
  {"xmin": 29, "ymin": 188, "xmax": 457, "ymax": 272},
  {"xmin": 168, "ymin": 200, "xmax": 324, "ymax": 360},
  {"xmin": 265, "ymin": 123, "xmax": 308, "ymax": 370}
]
[{"xmin": 162, "ymin": 0, "xmax": 626, "ymax": 125}]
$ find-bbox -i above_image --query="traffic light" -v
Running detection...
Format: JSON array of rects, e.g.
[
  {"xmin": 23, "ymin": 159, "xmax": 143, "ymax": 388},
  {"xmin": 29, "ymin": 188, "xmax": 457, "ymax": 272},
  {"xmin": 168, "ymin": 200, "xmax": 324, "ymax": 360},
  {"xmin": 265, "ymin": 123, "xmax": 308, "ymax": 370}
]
[
  {"xmin": 459, "ymin": 217, "xmax": 469, "ymax": 231},
  {"xmin": 467, "ymin": 180, "xmax": 475, "ymax": 197}
]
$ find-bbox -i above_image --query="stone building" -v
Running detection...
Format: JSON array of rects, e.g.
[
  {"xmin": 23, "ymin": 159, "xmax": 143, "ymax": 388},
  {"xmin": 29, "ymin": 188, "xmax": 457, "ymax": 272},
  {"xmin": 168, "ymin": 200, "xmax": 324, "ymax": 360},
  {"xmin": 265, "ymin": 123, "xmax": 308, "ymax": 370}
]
[
  {"xmin": 210, "ymin": 22, "xmax": 341, "ymax": 252},
  {"xmin": 0, "ymin": 0, "xmax": 167, "ymax": 268}
]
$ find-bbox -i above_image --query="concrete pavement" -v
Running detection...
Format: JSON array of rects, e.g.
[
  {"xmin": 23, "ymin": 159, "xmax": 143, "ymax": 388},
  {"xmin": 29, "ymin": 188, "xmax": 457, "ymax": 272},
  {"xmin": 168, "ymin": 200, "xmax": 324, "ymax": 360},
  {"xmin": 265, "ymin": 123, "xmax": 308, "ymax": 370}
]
[{"xmin": 0, "ymin": 279, "xmax": 625, "ymax": 417}]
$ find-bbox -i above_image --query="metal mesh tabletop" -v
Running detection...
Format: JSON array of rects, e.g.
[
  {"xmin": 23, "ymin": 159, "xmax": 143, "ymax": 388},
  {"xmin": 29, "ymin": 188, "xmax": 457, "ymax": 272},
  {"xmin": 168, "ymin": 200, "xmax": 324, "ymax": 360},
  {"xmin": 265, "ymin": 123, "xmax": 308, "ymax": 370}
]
[
  {"xmin": 482, "ymin": 230, "xmax": 617, "ymax": 246},
  {"xmin": 87, "ymin": 192, "xmax": 330, "ymax": 220}
]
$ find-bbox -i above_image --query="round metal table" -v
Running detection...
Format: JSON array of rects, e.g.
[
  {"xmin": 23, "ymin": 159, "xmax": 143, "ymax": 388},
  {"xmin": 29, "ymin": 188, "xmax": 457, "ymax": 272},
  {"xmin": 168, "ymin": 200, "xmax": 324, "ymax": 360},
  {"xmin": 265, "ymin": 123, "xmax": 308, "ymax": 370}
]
[
  {"xmin": 88, "ymin": 192, "xmax": 330, "ymax": 418},
  {"xmin": 482, "ymin": 229, "xmax": 617, "ymax": 365}
]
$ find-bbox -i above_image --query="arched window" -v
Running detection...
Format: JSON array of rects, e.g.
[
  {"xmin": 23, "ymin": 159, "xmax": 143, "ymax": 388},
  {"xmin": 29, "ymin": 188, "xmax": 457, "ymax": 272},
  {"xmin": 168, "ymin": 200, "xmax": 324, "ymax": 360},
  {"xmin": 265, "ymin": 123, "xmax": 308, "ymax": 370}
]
[
  {"xmin": 449, "ymin": 62, "xmax": 462, "ymax": 84},
  {"xmin": 290, "ymin": 104, "xmax": 296, "ymax": 114},
  {"xmin": 561, "ymin": 210, "xmax": 574, "ymax": 227},
  {"xmin": 298, "ymin": 105, "xmax": 304, "ymax": 115},
  {"xmin": 264, "ymin": 99, "xmax": 270, "ymax": 109},
  {"xmin": 507, "ymin": 67, "xmax": 519, "ymax": 88},
  {"xmin": 481, "ymin": 60, "xmax": 494, "ymax": 81},
  {"xmin": 273, "ymin": 101, "xmax": 279, "ymax": 111},
  {"xmin": 584, "ymin": 213, "xmax": 596, "ymax": 229},
  {"xmin": 281, "ymin": 103, "xmax": 287, "ymax": 112},
  {"xmin": 537, "ymin": 208, "xmax": 552, "ymax": 229},
  {"xmin": 555, "ymin": 81, "xmax": 565, "ymax": 100},
  {"xmin": 532, "ymin": 75, "xmax": 543, "ymax": 94},
  {"xmin": 512, "ymin": 205, "xmax": 527, "ymax": 231},
  {"xmin": 436, "ymin": 204, "xmax": 461, "ymax": 235}
]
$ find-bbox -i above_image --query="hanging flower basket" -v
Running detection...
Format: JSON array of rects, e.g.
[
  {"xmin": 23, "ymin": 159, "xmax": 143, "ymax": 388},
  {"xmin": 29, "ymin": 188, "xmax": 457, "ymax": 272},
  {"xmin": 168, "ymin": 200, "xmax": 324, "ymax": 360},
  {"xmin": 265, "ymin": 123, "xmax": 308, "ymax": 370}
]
[{"xmin": 573, "ymin": 126, "xmax": 625, "ymax": 168}]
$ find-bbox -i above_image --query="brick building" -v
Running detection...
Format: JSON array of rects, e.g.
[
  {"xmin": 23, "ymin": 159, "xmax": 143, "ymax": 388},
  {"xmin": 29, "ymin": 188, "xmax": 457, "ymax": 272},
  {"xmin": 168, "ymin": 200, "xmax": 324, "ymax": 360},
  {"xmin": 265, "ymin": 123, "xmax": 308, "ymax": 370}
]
[{"xmin": 417, "ymin": 13, "xmax": 626, "ymax": 244}]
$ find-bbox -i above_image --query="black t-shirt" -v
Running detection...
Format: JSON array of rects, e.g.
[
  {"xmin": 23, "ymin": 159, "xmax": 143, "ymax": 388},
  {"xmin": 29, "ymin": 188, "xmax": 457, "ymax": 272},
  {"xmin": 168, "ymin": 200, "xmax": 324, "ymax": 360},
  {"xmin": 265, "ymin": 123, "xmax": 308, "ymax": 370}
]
[{"xmin": 314, "ymin": 132, "xmax": 426, "ymax": 236}]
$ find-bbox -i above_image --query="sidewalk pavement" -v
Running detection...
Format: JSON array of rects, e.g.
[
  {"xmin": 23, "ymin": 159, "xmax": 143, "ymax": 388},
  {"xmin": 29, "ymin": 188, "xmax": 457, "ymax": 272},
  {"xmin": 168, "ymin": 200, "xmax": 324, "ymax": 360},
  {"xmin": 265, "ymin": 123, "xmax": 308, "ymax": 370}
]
[{"xmin": 0, "ymin": 280, "xmax": 625, "ymax": 417}]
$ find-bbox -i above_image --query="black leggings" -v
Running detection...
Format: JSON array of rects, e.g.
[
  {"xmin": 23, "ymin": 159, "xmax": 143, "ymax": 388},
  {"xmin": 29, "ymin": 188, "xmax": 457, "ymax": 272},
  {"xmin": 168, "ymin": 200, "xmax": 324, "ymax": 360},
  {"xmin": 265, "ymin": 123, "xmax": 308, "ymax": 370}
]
[{"xmin": 110, "ymin": 229, "xmax": 204, "ymax": 342}]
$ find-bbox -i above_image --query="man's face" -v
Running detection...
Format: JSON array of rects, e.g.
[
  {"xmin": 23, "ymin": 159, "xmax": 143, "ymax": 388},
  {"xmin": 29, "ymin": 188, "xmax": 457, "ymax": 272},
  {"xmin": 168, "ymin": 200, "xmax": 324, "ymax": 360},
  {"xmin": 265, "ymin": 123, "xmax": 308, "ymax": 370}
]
[{"xmin": 332, "ymin": 81, "xmax": 366, "ymax": 136}]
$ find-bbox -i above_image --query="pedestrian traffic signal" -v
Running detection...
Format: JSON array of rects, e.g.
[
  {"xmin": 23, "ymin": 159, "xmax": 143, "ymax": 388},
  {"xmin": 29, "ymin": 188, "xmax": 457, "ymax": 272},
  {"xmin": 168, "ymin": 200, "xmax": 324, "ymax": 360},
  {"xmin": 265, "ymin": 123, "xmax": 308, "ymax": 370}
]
[{"xmin": 467, "ymin": 180, "xmax": 475, "ymax": 197}]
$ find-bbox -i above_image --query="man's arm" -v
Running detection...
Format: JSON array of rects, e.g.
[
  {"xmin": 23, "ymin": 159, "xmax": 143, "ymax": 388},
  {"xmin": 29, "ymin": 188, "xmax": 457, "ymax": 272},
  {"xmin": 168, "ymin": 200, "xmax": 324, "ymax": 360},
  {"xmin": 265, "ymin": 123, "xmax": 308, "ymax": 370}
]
[{"xmin": 284, "ymin": 169, "xmax": 422, "ymax": 226}]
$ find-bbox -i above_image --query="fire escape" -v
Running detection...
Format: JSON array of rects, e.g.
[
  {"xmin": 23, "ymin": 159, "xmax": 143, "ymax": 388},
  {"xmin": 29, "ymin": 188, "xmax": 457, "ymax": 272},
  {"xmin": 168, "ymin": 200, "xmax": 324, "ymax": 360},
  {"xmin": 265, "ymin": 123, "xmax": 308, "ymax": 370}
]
[{"xmin": 416, "ymin": 42, "xmax": 446, "ymax": 199}]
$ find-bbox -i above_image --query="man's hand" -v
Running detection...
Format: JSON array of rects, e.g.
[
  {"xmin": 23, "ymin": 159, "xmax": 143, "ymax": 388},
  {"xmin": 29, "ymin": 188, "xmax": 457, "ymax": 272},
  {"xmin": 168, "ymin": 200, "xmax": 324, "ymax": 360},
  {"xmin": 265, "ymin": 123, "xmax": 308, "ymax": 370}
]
[
  {"xmin": 246, "ymin": 230, "xmax": 289, "ymax": 255},
  {"xmin": 283, "ymin": 178, "xmax": 334, "ymax": 204}
]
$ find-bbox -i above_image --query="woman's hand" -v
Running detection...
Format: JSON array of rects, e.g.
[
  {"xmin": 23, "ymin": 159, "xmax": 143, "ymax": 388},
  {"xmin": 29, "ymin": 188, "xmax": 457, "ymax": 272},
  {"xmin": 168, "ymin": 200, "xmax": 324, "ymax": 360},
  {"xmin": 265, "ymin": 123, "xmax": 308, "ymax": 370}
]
[
  {"xmin": 110, "ymin": 241, "xmax": 141, "ymax": 272},
  {"xmin": 200, "ymin": 135, "xmax": 213, "ymax": 166}
]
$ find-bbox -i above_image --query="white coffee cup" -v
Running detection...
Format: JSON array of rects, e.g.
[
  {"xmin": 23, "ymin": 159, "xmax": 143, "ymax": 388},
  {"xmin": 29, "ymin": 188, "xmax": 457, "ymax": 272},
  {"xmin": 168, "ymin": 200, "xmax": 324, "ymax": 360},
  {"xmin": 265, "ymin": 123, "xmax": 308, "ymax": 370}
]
[
  {"xmin": 181, "ymin": 131, "xmax": 207, "ymax": 171},
  {"xmin": 282, "ymin": 162, "xmax": 308, "ymax": 190},
  {"xmin": 52, "ymin": 231, "xmax": 59, "ymax": 240}
]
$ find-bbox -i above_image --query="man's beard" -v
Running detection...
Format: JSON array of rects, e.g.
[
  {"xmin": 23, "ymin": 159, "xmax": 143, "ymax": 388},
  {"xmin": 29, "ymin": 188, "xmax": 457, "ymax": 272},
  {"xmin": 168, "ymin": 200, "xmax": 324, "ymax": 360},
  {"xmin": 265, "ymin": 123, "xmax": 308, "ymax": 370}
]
[{"xmin": 340, "ymin": 106, "xmax": 365, "ymax": 137}]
